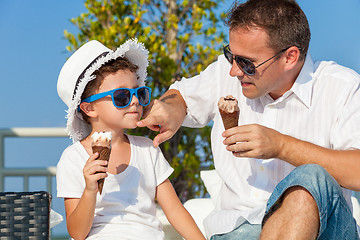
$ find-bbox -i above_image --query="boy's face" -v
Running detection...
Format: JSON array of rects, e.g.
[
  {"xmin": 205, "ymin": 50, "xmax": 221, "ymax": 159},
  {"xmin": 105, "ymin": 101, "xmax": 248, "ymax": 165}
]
[{"xmin": 91, "ymin": 69, "xmax": 143, "ymax": 130}]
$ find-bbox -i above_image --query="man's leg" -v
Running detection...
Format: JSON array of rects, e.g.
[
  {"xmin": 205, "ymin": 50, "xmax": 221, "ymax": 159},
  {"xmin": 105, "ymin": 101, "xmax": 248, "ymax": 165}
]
[
  {"xmin": 210, "ymin": 221, "xmax": 261, "ymax": 240},
  {"xmin": 260, "ymin": 186, "xmax": 319, "ymax": 240},
  {"xmin": 261, "ymin": 164, "xmax": 359, "ymax": 240}
]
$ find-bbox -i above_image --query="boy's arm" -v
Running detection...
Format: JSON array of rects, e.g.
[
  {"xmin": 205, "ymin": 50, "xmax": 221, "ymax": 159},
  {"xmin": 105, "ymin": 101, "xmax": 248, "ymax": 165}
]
[
  {"xmin": 64, "ymin": 152, "xmax": 108, "ymax": 239},
  {"xmin": 64, "ymin": 190, "xmax": 96, "ymax": 239},
  {"xmin": 156, "ymin": 179, "xmax": 206, "ymax": 240}
]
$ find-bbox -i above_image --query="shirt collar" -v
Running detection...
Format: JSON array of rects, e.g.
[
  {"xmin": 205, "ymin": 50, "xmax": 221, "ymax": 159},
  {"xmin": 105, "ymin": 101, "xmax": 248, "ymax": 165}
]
[
  {"xmin": 259, "ymin": 52, "xmax": 316, "ymax": 108},
  {"xmin": 290, "ymin": 52, "xmax": 316, "ymax": 108}
]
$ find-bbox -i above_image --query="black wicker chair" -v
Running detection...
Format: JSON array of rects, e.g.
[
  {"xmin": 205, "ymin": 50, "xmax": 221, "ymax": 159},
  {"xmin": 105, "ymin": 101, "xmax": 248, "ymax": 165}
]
[{"xmin": 0, "ymin": 191, "xmax": 51, "ymax": 240}]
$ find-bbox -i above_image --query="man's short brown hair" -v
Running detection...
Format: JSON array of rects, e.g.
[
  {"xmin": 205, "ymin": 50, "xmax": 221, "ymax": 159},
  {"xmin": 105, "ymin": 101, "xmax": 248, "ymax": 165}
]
[{"xmin": 225, "ymin": 0, "xmax": 310, "ymax": 60}]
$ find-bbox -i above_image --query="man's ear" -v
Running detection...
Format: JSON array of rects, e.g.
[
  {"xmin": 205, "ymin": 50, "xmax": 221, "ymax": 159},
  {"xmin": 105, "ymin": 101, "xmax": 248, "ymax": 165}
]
[
  {"xmin": 79, "ymin": 102, "xmax": 97, "ymax": 118},
  {"xmin": 283, "ymin": 46, "xmax": 301, "ymax": 70}
]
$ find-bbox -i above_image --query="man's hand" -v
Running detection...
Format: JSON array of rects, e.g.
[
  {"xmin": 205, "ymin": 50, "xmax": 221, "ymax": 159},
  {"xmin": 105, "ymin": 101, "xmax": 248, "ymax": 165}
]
[
  {"xmin": 137, "ymin": 89, "xmax": 187, "ymax": 147},
  {"xmin": 222, "ymin": 124, "xmax": 284, "ymax": 159},
  {"xmin": 223, "ymin": 124, "xmax": 360, "ymax": 191}
]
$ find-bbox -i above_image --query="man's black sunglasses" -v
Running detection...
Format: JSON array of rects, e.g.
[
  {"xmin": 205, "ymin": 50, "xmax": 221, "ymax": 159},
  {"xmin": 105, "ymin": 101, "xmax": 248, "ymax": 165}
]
[{"xmin": 223, "ymin": 45, "xmax": 292, "ymax": 76}]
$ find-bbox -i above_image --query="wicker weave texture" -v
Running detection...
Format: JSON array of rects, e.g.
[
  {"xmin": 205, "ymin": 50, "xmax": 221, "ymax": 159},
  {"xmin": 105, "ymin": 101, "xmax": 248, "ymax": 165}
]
[{"xmin": 0, "ymin": 191, "xmax": 50, "ymax": 239}]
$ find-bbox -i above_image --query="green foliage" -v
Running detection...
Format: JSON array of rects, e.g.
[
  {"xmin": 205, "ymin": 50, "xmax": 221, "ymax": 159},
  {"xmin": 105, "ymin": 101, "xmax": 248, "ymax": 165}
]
[{"xmin": 64, "ymin": 0, "xmax": 226, "ymax": 202}]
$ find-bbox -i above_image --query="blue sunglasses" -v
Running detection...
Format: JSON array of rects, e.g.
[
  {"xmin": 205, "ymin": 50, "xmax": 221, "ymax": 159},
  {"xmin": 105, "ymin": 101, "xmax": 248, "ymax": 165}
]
[{"xmin": 79, "ymin": 86, "xmax": 151, "ymax": 111}]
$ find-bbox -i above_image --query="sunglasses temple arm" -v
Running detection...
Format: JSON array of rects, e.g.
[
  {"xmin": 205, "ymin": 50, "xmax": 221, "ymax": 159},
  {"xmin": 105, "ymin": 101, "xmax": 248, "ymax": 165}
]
[
  {"xmin": 256, "ymin": 48, "xmax": 289, "ymax": 69},
  {"xmin": 255, "ymin": 52, "xmax": 280, "ymax": 68},
  {"xmin": 82, "ymin": 90, "xmax": 112, "ymax": 103},
  {"xmin": 77, "ymin": 91, "xmax": 112, "ymax": 112}
]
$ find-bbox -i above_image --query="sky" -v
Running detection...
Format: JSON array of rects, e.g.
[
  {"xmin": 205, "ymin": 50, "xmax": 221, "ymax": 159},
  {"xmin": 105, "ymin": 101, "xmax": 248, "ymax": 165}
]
[{"xmin": 0, "ymin": 0, "xmax": 359, "ymax": 236}]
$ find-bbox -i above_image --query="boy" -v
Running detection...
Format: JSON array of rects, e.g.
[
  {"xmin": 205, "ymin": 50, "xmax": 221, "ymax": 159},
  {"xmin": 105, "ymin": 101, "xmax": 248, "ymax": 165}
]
[{"xmin": 56, "ymin": 39, "xmax": 205, "ymax": 239}]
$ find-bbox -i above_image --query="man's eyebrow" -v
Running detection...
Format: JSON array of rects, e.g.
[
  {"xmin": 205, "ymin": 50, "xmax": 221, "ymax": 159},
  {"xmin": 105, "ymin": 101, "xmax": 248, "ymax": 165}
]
[{"xmin": 228, "ymin": 46, "xmax": 257, "ymax": 62}]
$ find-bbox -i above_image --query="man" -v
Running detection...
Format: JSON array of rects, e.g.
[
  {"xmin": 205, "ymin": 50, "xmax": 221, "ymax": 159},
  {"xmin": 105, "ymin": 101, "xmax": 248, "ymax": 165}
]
[{"xmin": 138, "ymin": 0, "xmax": 360, "ymax": 239}]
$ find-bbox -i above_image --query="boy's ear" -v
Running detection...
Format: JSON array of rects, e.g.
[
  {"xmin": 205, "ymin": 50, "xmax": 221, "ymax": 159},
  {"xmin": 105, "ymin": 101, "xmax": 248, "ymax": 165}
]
[{"xmin": 79, "ymin": 102, "xmax": 97, "ymax": 118}]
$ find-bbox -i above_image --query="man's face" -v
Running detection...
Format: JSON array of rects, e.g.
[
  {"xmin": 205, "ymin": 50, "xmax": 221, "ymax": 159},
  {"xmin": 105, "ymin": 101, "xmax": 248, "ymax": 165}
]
[{"xmin": 228, "ymin": 27, "xmax": 290, "ymax": 100}]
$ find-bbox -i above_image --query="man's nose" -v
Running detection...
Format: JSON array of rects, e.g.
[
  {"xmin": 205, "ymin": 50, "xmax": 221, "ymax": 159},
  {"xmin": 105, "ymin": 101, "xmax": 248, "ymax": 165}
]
[{"xmin": 229, "ymin": 60, "xmax": 245, "ymax": 77}]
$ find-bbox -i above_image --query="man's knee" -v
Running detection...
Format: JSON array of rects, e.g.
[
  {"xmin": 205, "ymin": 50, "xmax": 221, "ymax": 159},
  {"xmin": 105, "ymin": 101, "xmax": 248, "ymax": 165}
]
[
  {"xmin": 282, "ymin": 185, "xmax": 316, "ymax": 207},
  {"xmin": 266, "ymin": 185, "xmax": 319, "ymax": 222},
  {"xmin": 263, "ymin": 164, "xmax": 338, "ymax": 226},
  {"xmin": 292, "ymin": 164, "xmax": 342, "ymax": 197},
  {"xmin": 294, "ymin": 164, "xmax": 330, "ymax": 181}
]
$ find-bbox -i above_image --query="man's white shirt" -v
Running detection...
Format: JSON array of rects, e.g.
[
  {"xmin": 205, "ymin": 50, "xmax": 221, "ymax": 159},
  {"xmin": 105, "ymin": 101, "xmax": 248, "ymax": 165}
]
[{"xmin": 170, "ymin": 53, "xmax": 360, "ymax": 237}]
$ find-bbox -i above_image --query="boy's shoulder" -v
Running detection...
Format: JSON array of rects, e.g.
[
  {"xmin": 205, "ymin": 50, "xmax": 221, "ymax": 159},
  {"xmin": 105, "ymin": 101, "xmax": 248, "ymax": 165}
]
[
  {"xmin": 57, "ymin": 142, "xmax": 89, "ymax": 169},
  {"xmin": 59, "ymin": 141, "xmax": 87, "ymax": 164},
  {"xmin": 62, "ymin": 141, "xmax": 83, "ymax": 154}
]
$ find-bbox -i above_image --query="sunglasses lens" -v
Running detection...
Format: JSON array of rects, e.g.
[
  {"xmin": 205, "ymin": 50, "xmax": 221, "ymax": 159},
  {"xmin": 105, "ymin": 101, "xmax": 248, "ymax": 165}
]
[
  {"xmin": 235, "ymin": 56, "xmax": 256, "ymax": 75},
  {"xmin": 137, "ymin": 87, "xmax": 150, "ymax": 106},
  {"xmin": 224, "ymin": 45, "xmax": 256, "ymax": 75},
  {"xmin": 223, "ymin": 46, "xmax": 233, "ymax": 64},
  {"xmin": 113, "ymin": 89, "xmax": 131, "ymax": 107}
]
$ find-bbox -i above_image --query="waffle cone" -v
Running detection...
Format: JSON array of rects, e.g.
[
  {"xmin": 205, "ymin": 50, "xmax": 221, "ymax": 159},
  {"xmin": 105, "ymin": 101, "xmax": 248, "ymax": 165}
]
[
  {"xmin": 219, "ymin": 109, "xmax": 239, "ymax": 130},
  {"xmin": 92, "ymin": 146, "xmax": 111, "ymax": 195}
]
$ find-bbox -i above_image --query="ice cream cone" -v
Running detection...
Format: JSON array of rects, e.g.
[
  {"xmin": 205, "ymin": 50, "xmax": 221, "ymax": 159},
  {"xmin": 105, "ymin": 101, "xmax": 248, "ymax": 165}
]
[
  {"xmin": 218, "ymin": 95, "xmax": 240, "ymax": 130},
  {"xmin": 91, "ymin": 131, "xmax": 112, "ymax": 195},
  {"xmin": 219, "ymin": 109, "xmax": 239, "ymax": 130}
]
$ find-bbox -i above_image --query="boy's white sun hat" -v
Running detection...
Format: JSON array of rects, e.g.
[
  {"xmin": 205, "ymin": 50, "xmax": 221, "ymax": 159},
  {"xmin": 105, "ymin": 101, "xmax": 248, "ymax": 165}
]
[{"xmin": 57, "ymin": 39, "xmax": 149, "ymax": 142}]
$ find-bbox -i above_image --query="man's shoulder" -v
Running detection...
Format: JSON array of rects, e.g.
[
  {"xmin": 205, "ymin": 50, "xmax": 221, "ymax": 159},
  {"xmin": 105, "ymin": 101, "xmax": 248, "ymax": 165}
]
[{"xmin": 315, "ymin": 60, "xmax": 360, "ymax": 85}]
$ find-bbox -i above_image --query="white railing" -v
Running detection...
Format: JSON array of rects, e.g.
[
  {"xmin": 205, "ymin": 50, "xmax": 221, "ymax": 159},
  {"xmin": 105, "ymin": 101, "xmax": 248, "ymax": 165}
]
[{"xmin": 0, "ymin": 128, "xmax": 68, "ymax": 192}]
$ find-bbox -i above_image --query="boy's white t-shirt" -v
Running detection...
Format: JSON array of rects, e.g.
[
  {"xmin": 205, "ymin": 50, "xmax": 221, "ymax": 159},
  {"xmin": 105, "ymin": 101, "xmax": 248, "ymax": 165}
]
[{"xmin": 57, "ymin": 135, "xmax": 174, "ymax": 239}]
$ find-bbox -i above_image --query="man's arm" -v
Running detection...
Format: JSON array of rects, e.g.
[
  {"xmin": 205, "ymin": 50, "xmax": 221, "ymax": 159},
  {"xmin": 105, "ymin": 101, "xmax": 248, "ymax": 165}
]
[
  {"xmin": 277, "ymin": 134, "xmax": 360, "ymax": 191},
  {"xmin": 137, "ymin": 89, "xmax": 187, "ymax": 147},
  {"xmin": 223, "ymin": 124, "xmax": 360, "ymax": 191}
]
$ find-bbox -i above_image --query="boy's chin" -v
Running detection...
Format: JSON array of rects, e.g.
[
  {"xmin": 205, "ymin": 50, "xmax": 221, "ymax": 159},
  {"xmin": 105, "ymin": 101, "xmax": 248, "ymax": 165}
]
[{"xmin": 125, "ymin": 123, "xmax": 138, "ymax": 129}]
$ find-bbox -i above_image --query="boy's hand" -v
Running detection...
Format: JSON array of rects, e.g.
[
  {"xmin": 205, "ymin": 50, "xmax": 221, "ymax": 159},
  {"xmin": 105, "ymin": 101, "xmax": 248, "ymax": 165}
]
[{"xmin": 83, "ymin": 152, "xmax": 108, "ymax": 193}]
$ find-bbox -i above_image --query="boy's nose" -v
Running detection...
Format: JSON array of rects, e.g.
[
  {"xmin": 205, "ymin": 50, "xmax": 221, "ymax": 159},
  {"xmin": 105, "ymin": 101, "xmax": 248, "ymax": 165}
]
[{"xmin": 130, "ymin": 93, "xmax": 139, "ymax": 105}]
